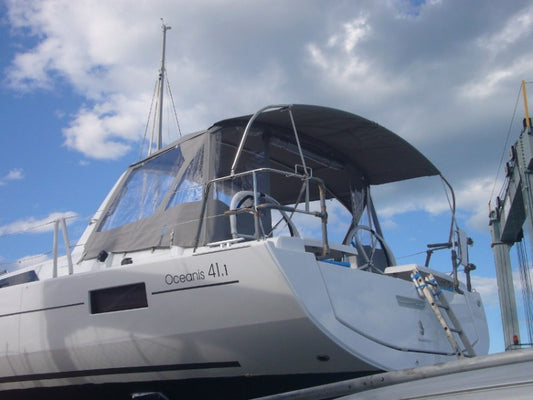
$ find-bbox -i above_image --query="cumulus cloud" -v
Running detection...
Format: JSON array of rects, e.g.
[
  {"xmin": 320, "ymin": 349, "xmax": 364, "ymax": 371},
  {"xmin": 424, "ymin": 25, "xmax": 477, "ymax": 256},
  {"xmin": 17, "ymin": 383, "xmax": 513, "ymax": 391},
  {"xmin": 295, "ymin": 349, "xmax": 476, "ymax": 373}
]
[
  {"xmin": 5, "ymin": 0, "xmax": 166, "ymax": 158},
  {"xmin": 4, "ymin": 0, "xmax": 299, "ymax": 159},
  {"xmin": 477, "ymin": 4, "xmax": 533, "ymax": 56},
  {"xmin": 4, "ymin": 0, "xmax": 533, "ymax": 235},
  {"xmin": 62, "ymin": 96, "xmax": 146, "ymax": 159},
  {"xmin": 307, "ymin": 15, "xmax": 371, "ymax": 78}
]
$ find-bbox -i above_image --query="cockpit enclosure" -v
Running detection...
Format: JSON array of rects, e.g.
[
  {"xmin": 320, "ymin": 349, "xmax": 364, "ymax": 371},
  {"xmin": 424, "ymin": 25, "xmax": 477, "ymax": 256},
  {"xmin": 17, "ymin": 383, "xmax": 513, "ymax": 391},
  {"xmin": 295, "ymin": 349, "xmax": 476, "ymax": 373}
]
[{"xmin": 83, "ymin": 105, "xmax": 440, "ymax": 267}]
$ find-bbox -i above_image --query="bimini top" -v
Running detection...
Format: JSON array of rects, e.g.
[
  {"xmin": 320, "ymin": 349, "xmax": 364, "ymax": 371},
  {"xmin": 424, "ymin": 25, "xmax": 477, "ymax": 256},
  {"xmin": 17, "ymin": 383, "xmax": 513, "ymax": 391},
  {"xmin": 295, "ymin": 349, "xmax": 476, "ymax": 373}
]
[{"xmin": 214, "ymin": 104, "xmax": 440, "ymax": 185}]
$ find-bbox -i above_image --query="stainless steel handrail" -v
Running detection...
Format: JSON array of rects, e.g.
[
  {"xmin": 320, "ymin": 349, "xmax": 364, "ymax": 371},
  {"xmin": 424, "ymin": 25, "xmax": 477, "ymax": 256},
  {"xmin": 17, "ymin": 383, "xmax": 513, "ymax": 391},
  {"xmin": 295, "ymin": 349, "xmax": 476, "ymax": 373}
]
[{"xmin": 196, "ymin": 167, "xmax": 329, "ymax": 256}]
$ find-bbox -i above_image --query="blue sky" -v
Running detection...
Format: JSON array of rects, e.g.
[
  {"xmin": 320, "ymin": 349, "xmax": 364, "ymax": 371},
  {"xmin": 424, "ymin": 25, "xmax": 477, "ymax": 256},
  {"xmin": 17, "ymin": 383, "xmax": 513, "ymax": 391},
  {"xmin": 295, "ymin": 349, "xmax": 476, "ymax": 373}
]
[{"xmin": 2, "ymin": 0, "xmax": 533, "ymax": 354}]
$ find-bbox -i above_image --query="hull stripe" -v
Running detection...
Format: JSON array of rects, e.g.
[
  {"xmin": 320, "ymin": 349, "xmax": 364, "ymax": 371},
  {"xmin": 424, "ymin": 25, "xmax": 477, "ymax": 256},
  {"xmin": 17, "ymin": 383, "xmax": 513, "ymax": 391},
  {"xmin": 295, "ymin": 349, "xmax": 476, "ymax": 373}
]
[
  {"xmin": 152, "ymin": 280, "xmax": 239, "ymax": 295},
  {"xmin": 0, "ymin": 302, "xmax": 85, "ymax": 319},
  {"xmin": 0, "ymin": 361, "xmax": 241, "ymax": 384}
]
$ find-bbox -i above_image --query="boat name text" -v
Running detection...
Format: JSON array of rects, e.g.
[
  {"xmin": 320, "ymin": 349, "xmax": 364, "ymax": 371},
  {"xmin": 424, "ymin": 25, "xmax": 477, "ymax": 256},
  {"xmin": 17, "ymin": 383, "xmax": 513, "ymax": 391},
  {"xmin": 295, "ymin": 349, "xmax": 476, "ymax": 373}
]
[{"xmin": 165, "ymin": 263, "xmax": 230, "ymax": 285}]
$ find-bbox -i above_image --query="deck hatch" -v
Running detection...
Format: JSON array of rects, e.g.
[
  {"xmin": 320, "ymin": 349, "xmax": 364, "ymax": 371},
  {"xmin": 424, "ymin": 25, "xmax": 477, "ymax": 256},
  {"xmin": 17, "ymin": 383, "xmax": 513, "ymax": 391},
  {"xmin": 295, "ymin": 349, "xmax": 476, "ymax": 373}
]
[{"xmin": 90, "ymin": 282, "xmax": 148, "ymax": 314}]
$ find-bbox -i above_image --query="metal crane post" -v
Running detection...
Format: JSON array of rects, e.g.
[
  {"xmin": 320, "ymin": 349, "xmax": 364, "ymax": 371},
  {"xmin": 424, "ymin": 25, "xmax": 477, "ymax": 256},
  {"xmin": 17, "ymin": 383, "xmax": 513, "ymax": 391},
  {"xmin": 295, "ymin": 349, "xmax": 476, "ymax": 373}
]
[
  {"xmin": 489, "ymin": 212, "xmax": 521, "ymax": 350},
  {"xmin": 490, "ymin": 81, "xmax": 533, "ymax": 350}
]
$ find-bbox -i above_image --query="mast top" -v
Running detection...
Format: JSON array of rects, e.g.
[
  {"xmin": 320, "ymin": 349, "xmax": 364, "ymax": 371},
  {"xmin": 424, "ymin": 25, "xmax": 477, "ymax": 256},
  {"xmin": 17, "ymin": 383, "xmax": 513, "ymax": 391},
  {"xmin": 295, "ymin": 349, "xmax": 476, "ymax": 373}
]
[{"xmin": 161, "ymin": 18, "xmax": 171, "ymax": 32}]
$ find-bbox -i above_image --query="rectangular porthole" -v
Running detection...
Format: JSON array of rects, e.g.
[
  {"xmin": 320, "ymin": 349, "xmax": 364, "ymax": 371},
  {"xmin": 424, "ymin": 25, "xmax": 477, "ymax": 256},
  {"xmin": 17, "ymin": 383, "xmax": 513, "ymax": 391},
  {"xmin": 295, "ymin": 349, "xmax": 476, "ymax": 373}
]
[
  {"xmin": 90, "ymin": 282, "xmax": 148, "ymax": 314},
  {"xmin": 0, "ymin": 270, "xmax": 39, "ymax": 289}
]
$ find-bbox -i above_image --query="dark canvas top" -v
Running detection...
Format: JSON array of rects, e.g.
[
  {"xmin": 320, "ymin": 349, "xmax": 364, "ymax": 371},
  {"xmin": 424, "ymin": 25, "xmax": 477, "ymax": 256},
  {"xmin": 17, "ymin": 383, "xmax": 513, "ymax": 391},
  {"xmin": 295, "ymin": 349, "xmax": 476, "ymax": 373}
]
[{"xmin": 214, "ymin": 104, "xmax": 440, "ymax": 185}]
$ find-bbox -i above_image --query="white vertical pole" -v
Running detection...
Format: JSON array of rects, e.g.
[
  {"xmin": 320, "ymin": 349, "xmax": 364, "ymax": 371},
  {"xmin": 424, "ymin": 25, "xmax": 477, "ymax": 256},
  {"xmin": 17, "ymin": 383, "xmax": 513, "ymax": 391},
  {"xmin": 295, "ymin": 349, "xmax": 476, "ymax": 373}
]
[
  {"xmin": 52, "ymin": 219, "xmax": 59, "ymax": 278},
  {"xmin": 157, "ymin": 21, "xmax": 171, "ymax": 152},
  {"xmin": 60, "ymin": 218, "xmax": 74, "ymax": 275}
]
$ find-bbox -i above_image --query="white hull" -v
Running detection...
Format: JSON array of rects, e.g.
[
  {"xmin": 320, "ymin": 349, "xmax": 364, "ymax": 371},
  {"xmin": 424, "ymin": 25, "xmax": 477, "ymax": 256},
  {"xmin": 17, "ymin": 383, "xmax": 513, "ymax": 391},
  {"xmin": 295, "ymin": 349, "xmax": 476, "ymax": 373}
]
[{"xmin": 0, "ymin": 237, "xmax": 488, "ymax": 396}]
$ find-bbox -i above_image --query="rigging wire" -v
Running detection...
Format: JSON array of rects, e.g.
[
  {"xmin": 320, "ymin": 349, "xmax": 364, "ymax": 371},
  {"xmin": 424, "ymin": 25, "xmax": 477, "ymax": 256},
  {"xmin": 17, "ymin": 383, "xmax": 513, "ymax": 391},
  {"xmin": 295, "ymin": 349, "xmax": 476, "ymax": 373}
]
[
  {"xmin": 396, "ymin": 249, "xmax": 429, "ymax": 260},
  {"xmin": 140, "ymin": 79, "xmax": 159, "ymax": 159},
  {"xmin": 489, "ymin": 84, "xmax": 523, "ymax": 206},
  {"xmin": 140, "ymin": 71, "xmax": 182, "ymax": 159},
  {"xmin": 165, "ymin": 75, "xmax": 182, "ymax": 138}
]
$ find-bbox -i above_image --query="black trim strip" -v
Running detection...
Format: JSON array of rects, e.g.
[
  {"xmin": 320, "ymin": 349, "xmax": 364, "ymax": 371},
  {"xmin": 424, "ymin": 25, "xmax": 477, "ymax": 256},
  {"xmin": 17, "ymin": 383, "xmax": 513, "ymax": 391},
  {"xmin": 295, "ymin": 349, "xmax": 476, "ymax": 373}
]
[
  {"xmin": 0, "ymin": 302, "xmax": 85, "ymax": 319},
  {"xmin": 152, "ymin": 280, "xmax": 239, "ymax": 295},
  {"xmin": 0, "ymin": 361, "xmax": 241, "ymax": 384}
]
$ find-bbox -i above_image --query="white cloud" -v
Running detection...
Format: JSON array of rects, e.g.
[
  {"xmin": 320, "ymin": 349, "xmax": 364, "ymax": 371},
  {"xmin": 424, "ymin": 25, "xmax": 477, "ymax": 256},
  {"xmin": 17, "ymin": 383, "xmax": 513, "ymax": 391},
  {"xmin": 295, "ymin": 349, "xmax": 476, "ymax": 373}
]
[
  {"xmin": 0, "ymin": 211, "xmax": 79, "ymax": 237},
  {"xmin": 305, "ymin": 14, "xmax": 409, "ymax": 106},
  {"xmin": 455, "ymin": 176, "xmax": 498, "ymax": 233},
  {"xmin": 455, "ymin": 4, "xmax": 533, "ymax": 101},
  {"xmin": 62, "ymin": 96, "xmax": 146, "ymax": 159},
  {"xmin": 478, "ymin": 5, "xmax": 533, "ymax": 56},
  {"xmin": 471, "ymin": 275, "xmax": 500, "ymax": 310},
  {"xmin": 371, "ymin": 172, "xmax": 503, "ymax": 236},
  {"xmin": 5, "ymin": 0, "xmax": 155, "ymax": 94},
  {"xmin": 4, "ymin": 0, "xmax": 300, "ymax": 159},
  {"xmin": 0, "ymin": 168, "xmax": 25, "ymax": 186},
  {"xmin": 373, "ymin": 177, "xmax": 452, "ymax": 219},
  {"xmin": 459, "ymin": 56, "xmax": 533, "ymax": 99},
  {"xmin": 5, "ymin": 0, "xmax": 167, "ymax": 158},
  {"xmin": 6, "ymin": 0, "xmax": 532, "ymax": 169}
]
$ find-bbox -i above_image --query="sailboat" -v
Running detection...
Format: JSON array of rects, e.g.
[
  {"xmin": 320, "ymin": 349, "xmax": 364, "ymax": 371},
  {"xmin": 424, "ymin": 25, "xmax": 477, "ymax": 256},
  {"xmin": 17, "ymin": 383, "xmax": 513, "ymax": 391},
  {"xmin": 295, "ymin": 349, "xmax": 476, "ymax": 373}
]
[{"xmin": 0, "ymin": 24, "xmax": 489, "ymax": 400}]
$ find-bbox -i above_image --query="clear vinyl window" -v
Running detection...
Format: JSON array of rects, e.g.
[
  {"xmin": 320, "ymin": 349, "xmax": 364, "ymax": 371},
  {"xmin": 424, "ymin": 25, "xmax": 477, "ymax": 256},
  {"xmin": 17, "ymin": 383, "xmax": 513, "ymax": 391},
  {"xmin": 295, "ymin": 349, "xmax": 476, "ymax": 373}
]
[
  {"xmin": 167, "ymin": 146, "xmax": 204, "ymax": 208},
  {"xmin": 99, "ymin": 147, "xmax": 184, "ymax": 231}
]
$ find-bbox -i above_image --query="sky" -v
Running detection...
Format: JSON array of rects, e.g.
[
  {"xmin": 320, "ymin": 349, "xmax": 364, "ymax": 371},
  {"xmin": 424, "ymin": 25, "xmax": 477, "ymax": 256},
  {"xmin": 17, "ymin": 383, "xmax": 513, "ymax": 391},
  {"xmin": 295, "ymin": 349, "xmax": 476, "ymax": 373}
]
[{"xmin": 1, "ymin": 0, "xmax": 533, "ymax": 355}]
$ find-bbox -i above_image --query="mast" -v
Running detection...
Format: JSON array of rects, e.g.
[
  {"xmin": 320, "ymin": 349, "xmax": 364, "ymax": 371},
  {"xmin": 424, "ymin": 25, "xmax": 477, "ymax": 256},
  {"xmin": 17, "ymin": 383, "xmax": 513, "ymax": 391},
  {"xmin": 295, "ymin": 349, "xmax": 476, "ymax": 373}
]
[
  {"xmin": 157, "ymin": 21, "xmax": 171, "ymax": 151},
  {"xmin": 148, "ymin": 21, "xmax": 171, "ymax": 156}
]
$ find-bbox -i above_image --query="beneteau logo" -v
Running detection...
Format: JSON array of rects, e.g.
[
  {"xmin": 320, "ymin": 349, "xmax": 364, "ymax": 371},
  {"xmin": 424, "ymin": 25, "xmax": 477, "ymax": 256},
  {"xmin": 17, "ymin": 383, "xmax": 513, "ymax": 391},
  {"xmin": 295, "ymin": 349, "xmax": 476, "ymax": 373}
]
[{"xmin": 165, "ymin": 270, "xmax": 206, "ymax": 285}]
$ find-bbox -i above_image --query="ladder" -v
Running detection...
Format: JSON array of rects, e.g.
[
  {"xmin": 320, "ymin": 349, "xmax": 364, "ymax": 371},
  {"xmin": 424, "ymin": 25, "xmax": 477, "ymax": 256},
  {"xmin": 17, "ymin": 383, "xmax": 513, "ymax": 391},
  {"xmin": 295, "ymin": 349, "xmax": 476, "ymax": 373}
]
[{"xmin": 410, "ymin": 268, "xmax": 476, "ymax": 358}]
